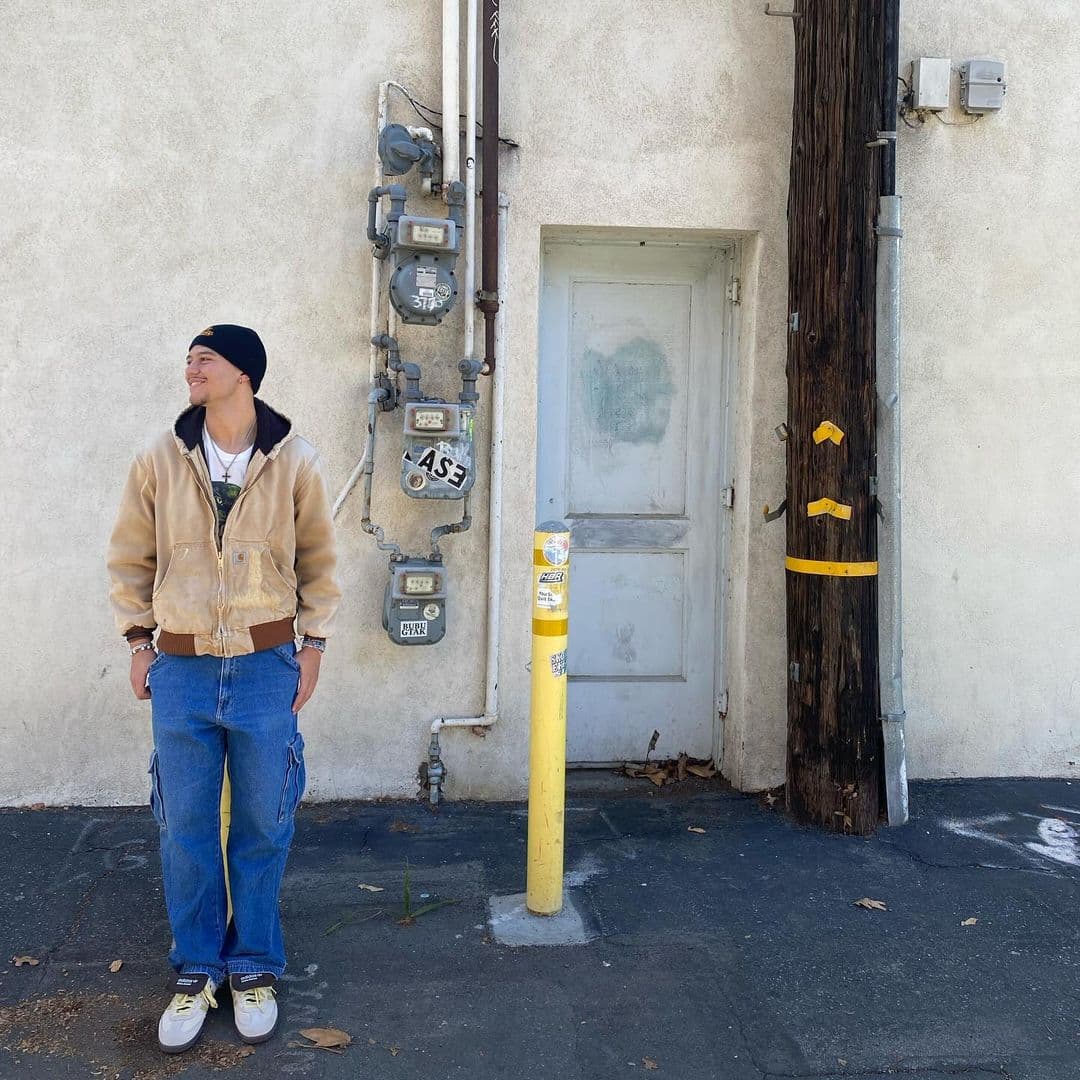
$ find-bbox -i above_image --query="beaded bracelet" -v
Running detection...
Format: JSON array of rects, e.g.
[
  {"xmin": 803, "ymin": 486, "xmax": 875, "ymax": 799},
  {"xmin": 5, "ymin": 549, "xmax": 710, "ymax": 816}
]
[{"xmin": 130, "ymin": 642, "xmax": 156, "ymax": 657}]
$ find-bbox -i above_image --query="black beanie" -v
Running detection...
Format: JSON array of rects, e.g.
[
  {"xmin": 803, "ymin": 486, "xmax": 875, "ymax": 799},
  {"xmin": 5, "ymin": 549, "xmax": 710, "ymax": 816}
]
[{"xmin": 189, "ymin": 324, "xmax": 267, "ymax": 393}]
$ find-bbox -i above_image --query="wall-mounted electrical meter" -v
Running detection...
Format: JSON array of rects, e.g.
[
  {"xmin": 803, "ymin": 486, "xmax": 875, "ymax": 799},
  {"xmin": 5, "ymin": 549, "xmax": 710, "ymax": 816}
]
[
  {"xmin": 388, "ymin": 215, "xmax": 461, "ymax": 325},
  {"xmin": 959, "ymin": 59, "xmax": 1006, "ymax": 114},
  {"xmin": 383, "ymin": 557, "xmax": 448, "ymax": 645},
  {"xmin": 400, "ymin": 401, "xmax": 476, "ymax": 499}
]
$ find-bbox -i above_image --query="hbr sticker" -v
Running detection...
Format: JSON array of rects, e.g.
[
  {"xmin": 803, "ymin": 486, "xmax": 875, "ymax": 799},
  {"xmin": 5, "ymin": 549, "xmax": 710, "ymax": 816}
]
[{"xmin": 542, "ymin": 534, "xmax": 569, "ymax": 566}]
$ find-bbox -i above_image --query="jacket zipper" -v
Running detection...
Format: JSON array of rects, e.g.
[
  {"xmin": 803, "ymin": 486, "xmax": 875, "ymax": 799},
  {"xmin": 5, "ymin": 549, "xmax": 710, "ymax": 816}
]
[
  {"xmin": 182, "ymin": 452, "xmax": 228, "ymax": 652},
  {"xmin": 182, "ymin": 443, "xmax": 281, "ymax": 657}
]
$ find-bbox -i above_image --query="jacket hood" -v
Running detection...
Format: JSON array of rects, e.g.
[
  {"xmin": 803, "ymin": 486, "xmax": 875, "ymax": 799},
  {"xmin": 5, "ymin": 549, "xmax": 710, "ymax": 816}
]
[{"xmin": 174, "ymin": 398, "xmax": 293, "ymax": 456}]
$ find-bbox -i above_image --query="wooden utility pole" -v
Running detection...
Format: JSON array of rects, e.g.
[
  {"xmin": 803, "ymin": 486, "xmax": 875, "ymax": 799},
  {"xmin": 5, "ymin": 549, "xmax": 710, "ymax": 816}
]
[{"xmin": 784, "ymin": 0, "xmax": 884, "ymax": 833}]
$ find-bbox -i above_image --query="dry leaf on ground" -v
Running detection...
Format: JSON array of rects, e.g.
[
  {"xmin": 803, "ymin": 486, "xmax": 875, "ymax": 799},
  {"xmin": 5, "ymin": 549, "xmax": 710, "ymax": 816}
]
[
  {"xmin": 643, "ymin": 1057, "xmax": 659, "ymax": 1070},
  {"xmin": 357, "ymin": 884, "xmax": 384, "ymax": 893},
  {"xmin": 685, "ymin": 763, "xmax": 716, "ymax": 779},
  {"xmin": 389, "ymin": 1044, "xmax": 401, "ymax": 1056},
  {"xmin": 108, "ymin": 960, "xmax": 122, "ymax": 973},
  {"xmin": 687, "ymin": 826, "xmax": 706, "ymax": 834},
  {"xmin": 389, "ymin": 819, "xmax": 418, "ymax": 833},
  {"xmin": 238, "ymin": 1046, "xmax": 256, "ymax": 1057},
  {"xmin": 291, "ymin": 1027, "xmax": 352, "ymax": 1054},
  {"xmin": 12, "ymin": 956, "xmax": 39, "ymax": 967},
  {"xmin": 853, "ymin": 897, "xmax": 887, "ymax": 911},
  {"xmin": 961, "ymin": 917, "xmax": 978, "ymax": 926}
]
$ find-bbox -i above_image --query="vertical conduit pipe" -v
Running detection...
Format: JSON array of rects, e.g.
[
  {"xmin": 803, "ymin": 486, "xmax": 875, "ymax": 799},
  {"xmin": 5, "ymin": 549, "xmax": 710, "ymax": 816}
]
[
  {"xmin": 877, "ymin": 0, "xmax": 908, "ymax": 826},
  {"xmin": 479, "ymin": 0, "xmax": 499, "ymax": 372},
  {"xmin": 463, "ymin": 0, "xmax": 478, "ymax": 360},
  {"xmin": 442, "ymin": 0, "xmax": 461, "ymax": 186},
  {"xmin": 428, "ymin": 195, "xmax": 508, "ymax": 804}
]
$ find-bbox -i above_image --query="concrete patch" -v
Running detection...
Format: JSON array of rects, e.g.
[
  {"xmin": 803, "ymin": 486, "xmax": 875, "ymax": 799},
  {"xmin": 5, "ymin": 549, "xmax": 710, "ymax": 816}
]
[{"xmin": 488, "ymin": 892, "xmax": 594, "ymax": 946}]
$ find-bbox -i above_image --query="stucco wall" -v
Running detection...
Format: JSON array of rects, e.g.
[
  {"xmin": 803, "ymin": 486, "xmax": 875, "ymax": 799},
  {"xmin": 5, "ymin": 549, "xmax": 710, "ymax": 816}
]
[
  {"xmin": 0, "ymin": 1, "xmax": 1074, "ymax": 806},
  {"xmin": 898, "ymin": 5, "xmax": 1080, "ymax": 778}
]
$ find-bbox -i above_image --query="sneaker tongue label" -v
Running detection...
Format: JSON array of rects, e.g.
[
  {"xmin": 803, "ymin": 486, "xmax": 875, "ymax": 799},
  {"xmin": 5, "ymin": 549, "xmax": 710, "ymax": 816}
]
[
  {"xmin": 230, "ymin": 972, "xmax": 277, "ymax": 990},
  {"xmin": 170, "ymin": 973, "xmax": 209, "ymax": 994}
]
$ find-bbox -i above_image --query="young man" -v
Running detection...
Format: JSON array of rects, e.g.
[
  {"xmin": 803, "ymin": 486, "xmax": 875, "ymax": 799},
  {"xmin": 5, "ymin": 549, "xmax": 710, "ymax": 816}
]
[{"xmin": 107, "ymin": 324, "xmax": 340, "ymax": 1053}]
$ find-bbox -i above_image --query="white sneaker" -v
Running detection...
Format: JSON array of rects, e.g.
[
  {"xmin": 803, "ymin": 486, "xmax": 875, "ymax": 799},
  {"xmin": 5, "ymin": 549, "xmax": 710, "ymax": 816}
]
[
  {"xmin": 229, "ymin": 973, "xmax": 279, "ymax": 1044},
  {"xmin": 157, "ymin": 973, "xmax": 218, "ymax": 1054}
]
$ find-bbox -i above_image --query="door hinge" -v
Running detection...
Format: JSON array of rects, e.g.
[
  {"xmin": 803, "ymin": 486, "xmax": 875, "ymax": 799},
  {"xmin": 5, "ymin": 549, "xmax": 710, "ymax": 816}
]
[
  {"xmin": 717, "ymin": 690, "xmax": 729, "ymax": 718},
  {"xmin": 727, "ymin": 277, "xmax": 741, "ymax": 305},
  {"xmin": 722, "ymin": 484, "xmax": 735, "ymax": 510}
]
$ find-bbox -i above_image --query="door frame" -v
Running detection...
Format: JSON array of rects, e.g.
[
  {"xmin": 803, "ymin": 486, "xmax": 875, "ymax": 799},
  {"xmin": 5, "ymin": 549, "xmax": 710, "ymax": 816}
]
[{"xmin": 537, "ymin": 227, "xmax": 742, "ymax": 769}]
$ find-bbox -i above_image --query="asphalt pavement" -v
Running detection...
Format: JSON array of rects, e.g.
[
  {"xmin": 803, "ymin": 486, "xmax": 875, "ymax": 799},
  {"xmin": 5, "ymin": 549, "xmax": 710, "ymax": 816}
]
[{"xmin": 1, "ymin": 775, "xmax": 1077, "ymax": 1079}]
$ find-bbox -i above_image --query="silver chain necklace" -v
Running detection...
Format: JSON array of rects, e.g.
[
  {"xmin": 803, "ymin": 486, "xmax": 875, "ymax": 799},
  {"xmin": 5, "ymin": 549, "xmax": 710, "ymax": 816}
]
[{"xmin": 208, "ymin": 421, "xmax": 256, "ymax": 485}]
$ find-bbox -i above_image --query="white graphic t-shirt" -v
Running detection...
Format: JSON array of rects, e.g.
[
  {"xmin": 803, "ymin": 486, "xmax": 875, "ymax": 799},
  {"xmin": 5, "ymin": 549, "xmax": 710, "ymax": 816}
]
[{"xmin": 202, "ymin": 429, "xmax": 255, "ymax": 543}]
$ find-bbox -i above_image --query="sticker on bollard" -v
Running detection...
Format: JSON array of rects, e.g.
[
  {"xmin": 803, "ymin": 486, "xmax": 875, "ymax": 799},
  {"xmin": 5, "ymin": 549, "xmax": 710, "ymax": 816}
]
[
  {"xmin": 550, "ymin": 650, "xmax": 567, "ymax": 677},
  {"xmin": 542, "ymin": 534, "xmax": 569, "ymax": 566}
]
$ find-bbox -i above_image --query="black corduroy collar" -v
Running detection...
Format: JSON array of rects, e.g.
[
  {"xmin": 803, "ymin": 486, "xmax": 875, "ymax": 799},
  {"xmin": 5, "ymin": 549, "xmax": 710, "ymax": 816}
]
[{"xmin": 173, "ymin": 398, "xmax": 293, "ymax": 455}]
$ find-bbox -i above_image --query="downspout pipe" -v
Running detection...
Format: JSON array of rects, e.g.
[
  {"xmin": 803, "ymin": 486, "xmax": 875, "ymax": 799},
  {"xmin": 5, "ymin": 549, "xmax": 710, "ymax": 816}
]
[
  {"xmin": 428, "ymin": 195, "xmax": 508, "ymax": 805},
  {"xmin": 877, "ymin": 0, "xmax": 908, "ymax": 826},
  {"xmin": 477, "ymin": 0, "xmax": 499, "ymax": 373}
]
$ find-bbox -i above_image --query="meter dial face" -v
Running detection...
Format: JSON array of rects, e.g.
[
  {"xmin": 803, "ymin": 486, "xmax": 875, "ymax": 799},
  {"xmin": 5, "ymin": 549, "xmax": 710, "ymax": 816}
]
[
  {"xmin": 410, "ymin": 223, "xmax": 448, "ymax": 246},
  {"xmin": 413, "ymin": 408, "xmax": 449, "ymax": 431},
  {"xmin": 403, "ymin": 574, "xmax": 436, "ymax": 595}
]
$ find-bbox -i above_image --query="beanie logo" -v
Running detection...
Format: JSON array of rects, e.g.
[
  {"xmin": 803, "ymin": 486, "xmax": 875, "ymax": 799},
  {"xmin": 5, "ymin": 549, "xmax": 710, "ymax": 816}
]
[{"xmin": 200, "ymin": 327, "xmax": 214, "ymax": 336}]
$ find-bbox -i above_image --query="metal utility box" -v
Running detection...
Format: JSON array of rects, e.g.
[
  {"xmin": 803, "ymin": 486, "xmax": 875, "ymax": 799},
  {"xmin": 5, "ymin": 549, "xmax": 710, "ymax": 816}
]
[
  {"xmin": 960, "ymin": 59, "xmax": 1006, "ymax": 114},
  {"xmin": 911, "ymin": 57, "xmax": 951, "ymax": 112},
  {"xmin": 400, "ymin": 401, "xmax": 476, "ymax": 499},
  {"xmin": 382, "ymin": 558, "xmax": 448, "ymax": 645}
]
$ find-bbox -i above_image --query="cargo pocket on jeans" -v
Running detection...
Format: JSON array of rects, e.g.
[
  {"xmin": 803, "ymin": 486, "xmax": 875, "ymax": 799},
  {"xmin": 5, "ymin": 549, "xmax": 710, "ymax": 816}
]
[
  {"xmin": 148, "ymin": 750, "xmax": 167, "ymax": 830},
  {"xmin": 277, "ymin": 732, "xmax": 306, "ymax": 823}
]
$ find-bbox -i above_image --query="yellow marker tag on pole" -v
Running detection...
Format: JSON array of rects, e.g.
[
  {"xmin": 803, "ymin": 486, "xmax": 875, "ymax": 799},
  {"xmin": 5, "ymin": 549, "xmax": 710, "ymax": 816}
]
[
  {"xmin": 813, "ymin": 421, "xmax": 845, "ymax": 445},
  {"xmin": 786, "ymin": 556, "xmax": 878, "ymax": 577},
  {"xmin": 807, "ymin": 498, "xmax": 852, "ymax": 520}
]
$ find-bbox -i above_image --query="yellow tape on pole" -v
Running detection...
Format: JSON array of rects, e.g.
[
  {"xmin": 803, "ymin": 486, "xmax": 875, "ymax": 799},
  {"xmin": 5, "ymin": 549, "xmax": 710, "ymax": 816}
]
[
  {"xmin": 786, "ymin": 556, "xmax": 879, "ymax": 577},
  {"xmin": 807, "ymin": 498, "xmax": 852, "ymax": 520},
  {"xmin": 527, "ymin": 523, "xmax": 570, "ymax": 916},
  {"xmin": 813, "ymin": 421, "xmax": 845, "ymax": 445}
]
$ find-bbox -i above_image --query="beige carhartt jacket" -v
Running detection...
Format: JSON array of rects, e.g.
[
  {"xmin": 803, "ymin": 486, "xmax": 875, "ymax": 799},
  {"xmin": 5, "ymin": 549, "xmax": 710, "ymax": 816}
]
[{"xmin": 107, "ymin": 400, "xmax": 340, "ymax": 657}]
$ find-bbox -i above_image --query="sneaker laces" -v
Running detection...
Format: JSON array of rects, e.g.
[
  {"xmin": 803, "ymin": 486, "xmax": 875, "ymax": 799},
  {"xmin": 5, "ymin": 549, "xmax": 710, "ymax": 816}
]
[
  {"xmin": 239, "ymin": 985, "xmax": 276, "ymax": 1009},
  {"xmin": 170, "ymin": 985, "xmax": 218, "ymax": 1015}
]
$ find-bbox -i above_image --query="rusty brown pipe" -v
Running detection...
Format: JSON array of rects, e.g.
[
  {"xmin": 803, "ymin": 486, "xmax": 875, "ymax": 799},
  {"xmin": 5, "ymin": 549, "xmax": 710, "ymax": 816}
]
[{"xmin": 478, "ymin": 0, "xmax": 500, "ymax": 374}]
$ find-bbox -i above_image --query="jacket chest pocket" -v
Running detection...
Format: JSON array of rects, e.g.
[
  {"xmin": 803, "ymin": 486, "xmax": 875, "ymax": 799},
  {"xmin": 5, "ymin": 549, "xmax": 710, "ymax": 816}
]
[
  {"xmin": 228, "ymin": 541, "xmax": 296, "ymax": 625},
  {"xmin": 152, "ymin": 542, "xmax": 217, "ymax": 634}
]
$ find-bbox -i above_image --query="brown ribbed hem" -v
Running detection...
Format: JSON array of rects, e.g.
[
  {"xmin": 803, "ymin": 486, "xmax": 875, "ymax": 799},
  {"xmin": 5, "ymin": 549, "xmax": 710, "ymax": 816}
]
[{"xmin": 157, "ymin": 617, "xmax": 295, "ymax": 657}]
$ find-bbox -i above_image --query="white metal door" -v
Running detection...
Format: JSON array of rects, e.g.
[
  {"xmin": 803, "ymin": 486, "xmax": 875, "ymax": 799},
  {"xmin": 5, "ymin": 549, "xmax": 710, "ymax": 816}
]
[{"xmin": 537, "ymin": 238, "xmax": 733, "ymax": 763}]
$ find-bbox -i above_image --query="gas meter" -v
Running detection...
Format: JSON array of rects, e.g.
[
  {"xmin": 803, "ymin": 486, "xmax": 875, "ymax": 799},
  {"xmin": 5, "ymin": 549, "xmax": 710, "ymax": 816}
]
[
  {"xmin": 383, "ymin": 556, "xmax": 447, "ymax": 645},
  {"xmin": 401, "ymin": 401, "xmax": 476, "ymax": 499},
  {"xmin": 368, "ymin": 182, "xmax": 466, "ymax": 326}
]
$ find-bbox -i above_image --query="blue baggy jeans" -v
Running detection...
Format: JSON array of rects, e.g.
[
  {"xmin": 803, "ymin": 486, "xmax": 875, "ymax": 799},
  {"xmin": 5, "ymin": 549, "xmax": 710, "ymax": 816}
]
[{"xmin": 146, "ymin": 642, "xmax": 306, "ymax": 984}]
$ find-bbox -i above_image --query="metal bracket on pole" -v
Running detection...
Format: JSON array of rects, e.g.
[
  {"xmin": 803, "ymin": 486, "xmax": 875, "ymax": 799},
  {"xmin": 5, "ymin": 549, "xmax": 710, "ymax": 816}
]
[
  {"xmin": 866, "ymin": 130, "xmax": 898, "ymax": 148},
  {"xmin": 764, "ymin": 3, "xmax": 800, "ymax": 16}
]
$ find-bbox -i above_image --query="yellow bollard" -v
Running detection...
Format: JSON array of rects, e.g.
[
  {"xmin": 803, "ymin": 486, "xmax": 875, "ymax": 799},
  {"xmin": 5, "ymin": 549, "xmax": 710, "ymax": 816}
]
[
  {"xmin": 220, "ymin": 764, "xmax": 233, "ymax": 922},
  {"xmin": 526, "ymin": 522, "xmax": 571, "ymax": 916}
]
